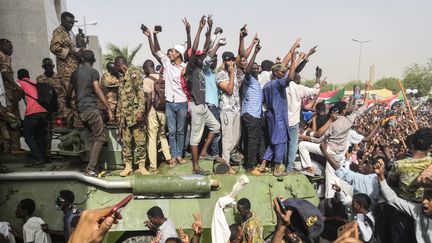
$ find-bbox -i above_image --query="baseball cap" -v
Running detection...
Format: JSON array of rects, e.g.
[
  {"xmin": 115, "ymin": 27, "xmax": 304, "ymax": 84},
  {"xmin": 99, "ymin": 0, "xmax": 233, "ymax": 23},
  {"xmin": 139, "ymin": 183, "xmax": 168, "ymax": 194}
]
[
  {"xmin": 222, "ymin": 51, "xmax": 235, "ymax": 61},
  {"xmin": 172, "ymin": 44, "xmax": 185, "ymax": 55},
  {"xmin": 187, "ymin": 48, "xmax": 205, "ymax": 57}
]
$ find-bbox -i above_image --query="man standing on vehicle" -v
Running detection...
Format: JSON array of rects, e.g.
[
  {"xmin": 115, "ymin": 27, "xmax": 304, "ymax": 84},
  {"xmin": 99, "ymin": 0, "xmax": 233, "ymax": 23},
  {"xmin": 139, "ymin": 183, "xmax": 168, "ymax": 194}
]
[{"xmin": 67, "ymin": 50, "xmax": 113, "ymax": 177}]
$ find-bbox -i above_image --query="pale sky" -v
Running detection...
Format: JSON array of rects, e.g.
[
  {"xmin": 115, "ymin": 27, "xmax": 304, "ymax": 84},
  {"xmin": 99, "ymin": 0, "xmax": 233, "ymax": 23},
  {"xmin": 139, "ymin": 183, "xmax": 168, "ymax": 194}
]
[{"xmin": 68, "ymin": 0, "xmax": 432, "ymax": 84}]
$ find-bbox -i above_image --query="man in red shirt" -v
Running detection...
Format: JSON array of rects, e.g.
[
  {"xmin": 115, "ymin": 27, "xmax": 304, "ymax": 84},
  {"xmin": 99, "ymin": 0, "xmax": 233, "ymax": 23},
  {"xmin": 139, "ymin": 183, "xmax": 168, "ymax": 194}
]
[{"xmin": 16, "ymin": 69, "xmax": 48, "ymax": 167}]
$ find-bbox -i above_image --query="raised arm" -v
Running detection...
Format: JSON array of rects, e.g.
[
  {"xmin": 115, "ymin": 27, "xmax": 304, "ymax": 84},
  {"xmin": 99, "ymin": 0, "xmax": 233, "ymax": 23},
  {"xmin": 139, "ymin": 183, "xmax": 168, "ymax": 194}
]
[
  {"xmin": 202, "ymin": 15, "xmax": 213, "ymax": 54},
  {"xmin": 282, "ymin": 38, "xmax": 301, "ymax": 67},
  {"xmin": 143, "ymin": 29, "xmax": 161, "ymax": 64},
  {"xmin": 209, "ymin": 38, "xmax": 226, "ymax": 58},
  {"xmin": 182, "ymin": 17, "xmax": 191, "ymax": 52},
  {"xmin": 287, "ymin": 46, "xmax": 299, "ymax": 81},
  {"xmin": 245, "ymin": 41, "xmax": 261, "ymax": 74},
  {"xmin": 243, "ymin": 33, "xmax": 259, "ymax": 59},
  {"xmin": 320, "ymin": 141, "xmax": 341, "ymax": 170},
  {"xmin": 362, "ymin": 120, "xmax": 380, "ymax": 142},
  {"xmin": 188, "ymin": 15, "xmax": 206, "ymax": 67},
  {"xmin": 296, "ymin": 45, "xmax": 317, "ymax": 73},
  {"xmin": 236, "ymin": 24, "xmax": 247, "ymax": 64}
]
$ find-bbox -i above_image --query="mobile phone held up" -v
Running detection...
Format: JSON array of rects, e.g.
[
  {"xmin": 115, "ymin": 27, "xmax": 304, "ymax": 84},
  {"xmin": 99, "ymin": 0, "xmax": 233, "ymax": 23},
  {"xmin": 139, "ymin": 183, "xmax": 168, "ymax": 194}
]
[
  {"xmin": 154, "ymin": 25, "xmax": 162, "ymax": 32},
  {"xmin": 240, "ymin": 26, "xmax": 248, "ymax": 37},
  {"xmin": 105, "ymin": 194, "xmax": 134, "ymax": 218},
  {"xmin": 141, "ymin": 24, "xmax": 148, "ymax": 32},
  {"xmin": 276, "ymin": 197, "xmax": 287, "ymax": 213}
]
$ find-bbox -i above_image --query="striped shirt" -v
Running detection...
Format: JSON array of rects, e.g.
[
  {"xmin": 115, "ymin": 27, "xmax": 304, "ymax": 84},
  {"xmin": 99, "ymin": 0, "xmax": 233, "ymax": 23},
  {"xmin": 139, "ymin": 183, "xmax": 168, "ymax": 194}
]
[{"xmin": 242, "ymin": 74, "xmax": 262, "ymax": 118}]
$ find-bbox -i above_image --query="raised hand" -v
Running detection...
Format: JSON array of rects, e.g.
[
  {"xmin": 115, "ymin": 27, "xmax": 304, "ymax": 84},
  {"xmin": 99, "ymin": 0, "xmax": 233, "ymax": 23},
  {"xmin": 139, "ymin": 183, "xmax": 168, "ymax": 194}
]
[
  {"xmin": 293, "ymin": 38, "xmax": 301, "ymax": 49},
  {"xmin": 273, "ymin": 197, "xmax": 292, "ymax": 226},
  {"xmin": 299, "ymin": 52, "xmax": 306, "ymax": 60},
  {"xmin": 182, "ymin": 18, "xmax": 191, "ymax": 33},
  {"xmin": 192, "ymin": 212, "xmax": 203, "ymax": 235},
  {"xmin": 218, "ymin": 37, "xmax": 227, "ymax": 46},
  {"xmin": 307, "ymin": 45, "xmax": 318, "ymax": 57},
  {"xmin": 179, "ymin": 228, "xmax": 190, "ymax": 243},
  {"xmin": 143, "ymin": 28, "xmax": 151, "ymax": 37},
  {"xmin": 214, "ymin": 27, "xmax": 223, "ymax": 35},
  {"xmin": 255, "ymin": 41, "xmax": 261, "ymax": 53},
  {"xmin": 253, "ymin": 33, "xmax": 259, "ymax": 44},
  {"xmin": 373, "ymin": 159, "xmax": 385, "ymax": 181},
  {"xmin": 199, "ymin": 15, "xmax": 206, "ymax": 29},
  {"xmin": 207, "ymin": 14, "xmax": 213, "ymax": 28},
  {"xmin": 240, "ymin": 24, "xmax": 248, "ymax": 37}
]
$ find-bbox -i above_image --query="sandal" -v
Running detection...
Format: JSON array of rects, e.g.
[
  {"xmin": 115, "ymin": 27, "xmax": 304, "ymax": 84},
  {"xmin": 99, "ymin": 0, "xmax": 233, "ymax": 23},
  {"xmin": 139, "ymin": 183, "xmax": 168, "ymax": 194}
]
[
  {"xmin": 168, "ymin": 159, "xmax": 176, "ymax": 168},
  {"xmin": 176, "ymin": 157, "xmax": 187, "ymax": 165},
  {"xmin": 247, "ymin": 168, "xmax": 261, "ymax": 176},
  {"xmin": 192, "ymin": 168, "xmax": 210, "ymax": 176},
  {"xmin": 273, "ymin": 171, "xmax": 288, "ymax": 177}
]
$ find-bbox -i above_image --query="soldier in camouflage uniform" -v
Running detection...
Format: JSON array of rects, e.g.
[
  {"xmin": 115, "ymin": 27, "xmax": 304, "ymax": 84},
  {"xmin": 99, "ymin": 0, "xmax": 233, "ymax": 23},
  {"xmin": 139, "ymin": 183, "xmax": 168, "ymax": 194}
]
[
  {"xmin": 36, "ymin": 58, "xmax": 66, "ymax": 161},
  {"xmin": 387, "ymin": 127, "xmax": 432, "ymax": 202},
  {"xmin": 0, "ymin": 39, "xmax": 24, "ymax": 154},
  {"xmin": 101, "ymin": 62, "xmax": 120, "ymax": 122},
  {"xmin": 114, "ymin": 56, "xmax": 148, "ymax": 176},
  {"xmin": 49, "ymin": 11, "xmax": 80, "ymax": 127}
]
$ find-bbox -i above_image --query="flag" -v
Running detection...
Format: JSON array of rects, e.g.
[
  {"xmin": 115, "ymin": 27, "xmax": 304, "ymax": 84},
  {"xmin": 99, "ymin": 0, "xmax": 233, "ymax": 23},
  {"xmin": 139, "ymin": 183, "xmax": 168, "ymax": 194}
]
[
  {"xmin": 319, "ymin": 89, "xmax": 345, "ymax": 103},
  {"xmin": 367, "ymin": 100, "xmax": 377, "ymax": 109},
  {"xmin": 387, "ymin": 92, "xmax": 404, "ymax": 108}
]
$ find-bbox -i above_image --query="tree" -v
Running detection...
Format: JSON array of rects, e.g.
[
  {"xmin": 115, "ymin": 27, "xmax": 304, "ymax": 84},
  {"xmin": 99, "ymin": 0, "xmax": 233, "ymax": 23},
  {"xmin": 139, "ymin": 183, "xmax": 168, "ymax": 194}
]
[
  {"xmin": 403, "ymin": 59, "xmax": 432, "ymax": 96},
  {"xmin": 373, "ymin": 77, "xmax": 401, "ymax": 93},
  {"xmin": 102, "ymin": 43, "xmax": 142, "ymax": 69},
  {"xmin": 302, "ymin": 79, "xmax": 316, "ymax": 88}
]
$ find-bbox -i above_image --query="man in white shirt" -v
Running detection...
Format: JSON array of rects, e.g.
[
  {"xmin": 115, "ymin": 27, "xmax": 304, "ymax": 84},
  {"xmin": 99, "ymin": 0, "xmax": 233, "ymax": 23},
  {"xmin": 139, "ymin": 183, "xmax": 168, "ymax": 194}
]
[
  {"xmin": 145, "ymin": 206, "xmax": 178, "ymax": 243},
  {"xmin": 144, "ymin": 28, "xmax": 188, "ymax": 166},
  {"xmin": 285, "ymin": 67, "xmax": 322, "ymax": 172},
  {"xmin": 15, "ymin": 198, "xmax": 52, "ymax": 243}
]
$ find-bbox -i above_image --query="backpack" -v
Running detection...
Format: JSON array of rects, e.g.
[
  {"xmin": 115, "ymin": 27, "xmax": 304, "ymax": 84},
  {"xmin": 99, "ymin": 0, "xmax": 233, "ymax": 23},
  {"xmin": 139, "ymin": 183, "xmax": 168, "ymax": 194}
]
[
  {"xmin": 147, "ymin": 75, "xmax": 166, "ymax": 111},
  {"xmin": 23, "ymin": 79, "xmax": 58, "ymax": 112}
]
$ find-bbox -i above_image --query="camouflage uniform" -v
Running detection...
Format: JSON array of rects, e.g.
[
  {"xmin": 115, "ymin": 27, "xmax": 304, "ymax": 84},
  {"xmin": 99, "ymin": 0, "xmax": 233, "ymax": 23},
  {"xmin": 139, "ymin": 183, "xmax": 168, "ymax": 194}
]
[
  {"xmin": 388, "ymin": 156, "xmax": 432, "ymax": 202},
  {"xmin": 241, "ymin": 212, "xmax": 264, "ymax": 243},
  {"xmin": 0, "ymin": 50, "xmax": 21, "ymax": 152},
  {"xmin": 101, "ymin": 72, "xmax": 120, "ymax": 121},
  {"xmin": 49, "ymin": 25, "xmax": 79, "ymax": 126},
  {"xmin": 36, "ymin": 72, "xmax": 65, "ymax": 158},
  {"xmin": 117, "ymin": 68, "xmax": 147, "ymax": 175}
]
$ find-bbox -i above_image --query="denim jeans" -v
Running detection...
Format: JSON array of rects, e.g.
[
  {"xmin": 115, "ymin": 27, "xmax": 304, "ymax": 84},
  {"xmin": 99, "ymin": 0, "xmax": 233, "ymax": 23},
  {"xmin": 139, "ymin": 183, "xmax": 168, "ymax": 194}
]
[
  {"xmin": 207, "ymin": 104, "xmax": 220, "ymax": 156},
  {"xmin": 165, "ymin": 102, "xmax": 188, "ymax": 158},
  {"xmin": 285, "ymin": 123, "xmax": 299, "ymax": 171}
]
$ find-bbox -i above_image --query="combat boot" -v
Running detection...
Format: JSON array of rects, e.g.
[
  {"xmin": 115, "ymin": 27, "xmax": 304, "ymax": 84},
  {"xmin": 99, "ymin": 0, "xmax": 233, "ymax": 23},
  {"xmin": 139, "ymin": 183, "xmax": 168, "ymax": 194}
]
[
  {"xmin": 137, "ymin": 161, "xmax": 149, "ymax": 175},
  {"xmin": 120, "ymin": 162, "xmax": 133, "ymax": 177}
]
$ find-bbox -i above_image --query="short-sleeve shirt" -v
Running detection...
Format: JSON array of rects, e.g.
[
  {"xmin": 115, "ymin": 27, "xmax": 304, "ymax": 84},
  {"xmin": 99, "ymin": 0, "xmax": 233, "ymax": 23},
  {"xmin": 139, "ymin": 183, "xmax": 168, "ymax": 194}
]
[
  {"xmin": 17, "ymin": 78, "xmax": 48, "ymax": 116},
  {"xmin": 216, "ymin": 69, "xmax": 240, "ymax": 113},
  {"xmin": 242, "ymin": 212, "xmax": 264, "ymax": 243},
  {"xmin": 23, "ymin": 217, "xmax": 52, "ymax": 243},
  {"xmin": 70, "ymin": 64, "xmax": 100, "ymax": 113},
  {"xmin": 156, "ymin": 51, "xmax": 187, "ymax": 103},
  {"xmin": 186, "ymin": 60, "xmax": 206, "ymax": 105},
  {"xmin": 203, "ymin": 56, "xmax": 218, "ymax": 106},
  {"xmin": 242, "ymin": 74, "xmax": 262, "ymax": 118},
  {"xmin": 158, "ymin": 218, "xmax": 178, "ymax": 243}
]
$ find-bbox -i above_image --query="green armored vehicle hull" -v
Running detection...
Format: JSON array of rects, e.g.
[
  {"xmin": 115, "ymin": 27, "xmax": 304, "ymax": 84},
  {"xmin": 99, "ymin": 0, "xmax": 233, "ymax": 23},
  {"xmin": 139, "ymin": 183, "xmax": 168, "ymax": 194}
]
[{"xmin": 0, "ymin": 127, "xmax": 319, "ymax": 242}]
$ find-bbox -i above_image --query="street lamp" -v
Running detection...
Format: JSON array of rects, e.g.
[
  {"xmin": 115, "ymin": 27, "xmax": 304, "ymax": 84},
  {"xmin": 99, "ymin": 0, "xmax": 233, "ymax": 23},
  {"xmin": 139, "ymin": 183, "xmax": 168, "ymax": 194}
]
[{"xmin": 352, "ymin": 39, "xmax": 371, "ymax": 91}]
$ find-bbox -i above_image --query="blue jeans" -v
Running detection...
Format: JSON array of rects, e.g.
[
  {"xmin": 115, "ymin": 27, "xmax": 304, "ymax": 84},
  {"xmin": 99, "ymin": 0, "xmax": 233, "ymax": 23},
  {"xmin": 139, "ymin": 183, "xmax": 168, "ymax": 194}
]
[
  {"xmin": 285, "ymin": 123, "xmax": 299, "ymax": 171},
  {"xmin": 165, "ymin": 102, "xmax": 188, "ymax": 158},
  {"xmin": 207, "ymin": 104, "xmax": 220, "ymax": 156}
]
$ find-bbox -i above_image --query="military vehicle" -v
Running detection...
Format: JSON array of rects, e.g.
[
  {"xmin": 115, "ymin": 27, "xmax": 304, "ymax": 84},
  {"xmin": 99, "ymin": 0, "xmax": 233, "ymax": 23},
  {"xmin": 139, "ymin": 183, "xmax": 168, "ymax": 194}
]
[{"xmin": 0, "ymin": 123, "xmax": 320, "ymax": 243}]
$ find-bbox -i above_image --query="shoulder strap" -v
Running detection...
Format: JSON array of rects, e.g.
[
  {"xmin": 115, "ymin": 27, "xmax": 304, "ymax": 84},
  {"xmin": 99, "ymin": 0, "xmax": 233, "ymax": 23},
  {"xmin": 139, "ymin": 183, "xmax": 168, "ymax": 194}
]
[{"xmin": 20, "ymin": 79, "xmax": 38, "ymax": 101}]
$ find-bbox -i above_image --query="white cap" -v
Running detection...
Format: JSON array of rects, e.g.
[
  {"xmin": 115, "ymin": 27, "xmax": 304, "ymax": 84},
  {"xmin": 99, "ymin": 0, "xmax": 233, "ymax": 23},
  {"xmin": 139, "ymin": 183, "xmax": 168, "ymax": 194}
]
[{"xmin": 172, "ymin": 44, "xmax": 185, "ymax": 55}]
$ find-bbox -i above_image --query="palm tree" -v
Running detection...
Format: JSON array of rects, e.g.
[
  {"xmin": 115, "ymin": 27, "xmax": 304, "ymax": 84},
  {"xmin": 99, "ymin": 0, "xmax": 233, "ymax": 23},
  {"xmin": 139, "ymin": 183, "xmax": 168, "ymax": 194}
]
[{"xmin": 103, "ymin": 43, "xmax": 142, "ymax": 69}]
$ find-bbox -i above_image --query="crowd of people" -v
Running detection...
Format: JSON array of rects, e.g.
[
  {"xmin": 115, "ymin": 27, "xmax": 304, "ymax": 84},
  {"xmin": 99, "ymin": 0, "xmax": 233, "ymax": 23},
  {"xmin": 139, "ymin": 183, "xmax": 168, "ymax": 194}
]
[{"xmin": 1, "ymin": 10, "xmax": 432, "ymax": 243}]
